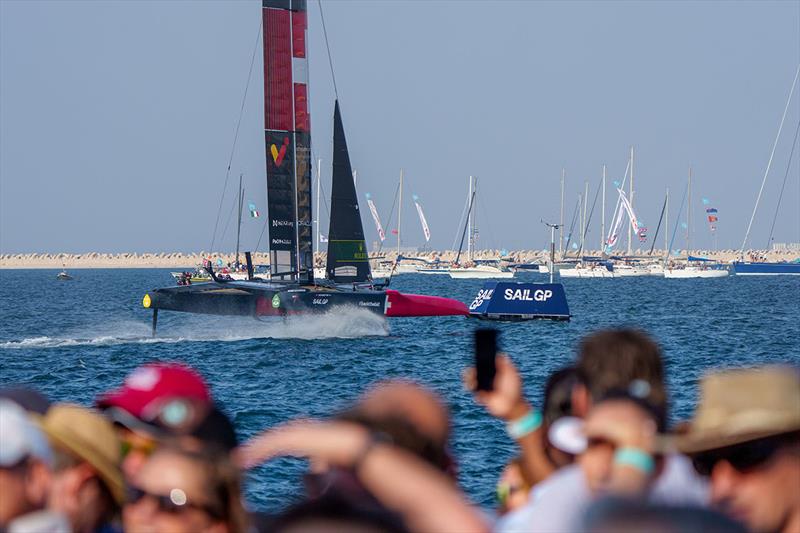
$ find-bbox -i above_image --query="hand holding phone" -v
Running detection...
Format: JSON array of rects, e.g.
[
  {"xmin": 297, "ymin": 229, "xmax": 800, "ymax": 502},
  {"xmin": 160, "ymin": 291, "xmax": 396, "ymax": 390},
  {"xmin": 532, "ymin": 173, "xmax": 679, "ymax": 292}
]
[{"xmin": 474, "ymin": 328, "xmax": 498, "ymax": 391}]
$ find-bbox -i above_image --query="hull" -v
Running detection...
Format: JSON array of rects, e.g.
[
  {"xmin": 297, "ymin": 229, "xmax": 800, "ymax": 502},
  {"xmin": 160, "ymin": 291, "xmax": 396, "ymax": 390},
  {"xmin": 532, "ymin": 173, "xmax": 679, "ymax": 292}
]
[
  {"xmin": 559, "ymin": 267, "xmax": 614, "ymax": 278},
  {"xmin": 143, "ymin": 281, "xmax": 468, "ymax": 319},
  {"xmin": 733, "ymin": 261, "xmax": 800, "ymax": 276},
  {"xmin": 448, "ymin": 267, "xmax": 514, "ymax": 279},
  {"xmin": 417, "ymin": 267, "xmax": 451, "ymax": 275},
  {"xmin": 664, "ymin": 267, "xmax": 729, "ymax": 279}
]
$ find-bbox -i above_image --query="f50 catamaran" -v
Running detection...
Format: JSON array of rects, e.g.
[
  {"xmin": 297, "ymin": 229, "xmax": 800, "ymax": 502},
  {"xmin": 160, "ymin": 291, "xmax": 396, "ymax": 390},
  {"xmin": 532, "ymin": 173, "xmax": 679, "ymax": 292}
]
[{"xmin": 142, "ymin": 0, "xmax": 468, "ymax": 332}]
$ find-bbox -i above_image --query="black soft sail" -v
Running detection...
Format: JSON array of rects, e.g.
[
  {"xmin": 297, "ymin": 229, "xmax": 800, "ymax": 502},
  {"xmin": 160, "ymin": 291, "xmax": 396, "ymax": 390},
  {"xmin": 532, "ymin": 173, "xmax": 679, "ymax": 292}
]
[
  {"xmin": 325, "ymin": 101, "xmax": 372, "ymax": 283},
  {"xmin": 262, "ymin": 0, "xmax": 313, "ymax": 283}
]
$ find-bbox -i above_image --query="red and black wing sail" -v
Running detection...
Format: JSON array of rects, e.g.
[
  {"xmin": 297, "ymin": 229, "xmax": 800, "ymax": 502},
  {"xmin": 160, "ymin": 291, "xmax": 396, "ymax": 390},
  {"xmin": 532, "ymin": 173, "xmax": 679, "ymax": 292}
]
[{"xmin": 262, "ymin": 0, "xmax": 313, "ymax": 283}]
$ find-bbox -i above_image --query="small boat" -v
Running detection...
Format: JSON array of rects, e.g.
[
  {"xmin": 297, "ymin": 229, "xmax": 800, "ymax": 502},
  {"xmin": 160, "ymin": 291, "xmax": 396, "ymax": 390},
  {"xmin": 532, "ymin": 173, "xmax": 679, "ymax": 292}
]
[
  {"xmin": 664, "ymin": 265, "xmax": 729, "ymax": 278},
  {"xmin": 56, "ymin": 270, "xmax": 73, "ymax": 281},
  {"xmin": 559, "ymin": 262, "xmax": 615, "ymax": 278},
  {"xmin": 448, "ymin": 262, "xmax": 515, "ymax": 279}
]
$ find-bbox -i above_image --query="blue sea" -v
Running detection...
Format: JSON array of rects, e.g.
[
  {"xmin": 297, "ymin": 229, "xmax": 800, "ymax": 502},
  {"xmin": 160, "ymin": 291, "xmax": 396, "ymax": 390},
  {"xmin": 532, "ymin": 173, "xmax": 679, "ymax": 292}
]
[{"xmin": 1, "ymin": 269, "xmax": 798, "ymax": 511}]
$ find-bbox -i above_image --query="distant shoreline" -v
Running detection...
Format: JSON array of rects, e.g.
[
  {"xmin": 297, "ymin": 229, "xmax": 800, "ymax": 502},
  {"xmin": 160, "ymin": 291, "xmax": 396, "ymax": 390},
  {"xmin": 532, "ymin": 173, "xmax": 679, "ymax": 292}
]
[{"xmin": 1, "ymin": 249, "xmax": 796, "ymax": 269}]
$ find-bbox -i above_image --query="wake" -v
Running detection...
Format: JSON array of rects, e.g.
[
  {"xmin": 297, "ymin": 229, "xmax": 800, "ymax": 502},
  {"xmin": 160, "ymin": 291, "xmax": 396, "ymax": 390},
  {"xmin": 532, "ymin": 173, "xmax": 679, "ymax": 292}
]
[{"xmin": 0, "ymin": 308, "xmax": 389, "ymax": 349}]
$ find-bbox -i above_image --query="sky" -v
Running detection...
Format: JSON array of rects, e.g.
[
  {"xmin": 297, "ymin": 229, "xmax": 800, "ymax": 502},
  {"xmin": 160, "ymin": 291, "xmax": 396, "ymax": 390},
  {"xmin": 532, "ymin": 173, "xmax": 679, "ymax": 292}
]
[{"xmin": 1, "ymin": 0, "xmax": 799, "ymax": 254}]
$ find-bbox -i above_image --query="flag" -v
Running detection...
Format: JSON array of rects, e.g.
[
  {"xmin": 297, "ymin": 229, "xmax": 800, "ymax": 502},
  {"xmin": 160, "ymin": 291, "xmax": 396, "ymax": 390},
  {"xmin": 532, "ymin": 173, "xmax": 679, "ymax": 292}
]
[
  {"xmin": 708, "ymin": 215, "xmax": 718, "ymax": 223},
  {"xmin": 412, "ymin": 195, "xmax": 431, "ymax": 242},
  {"xmin": 702, "ymin": 198, "xmax": 710, "ymax": 205},
  {"xmin": 705, "ymin": 207, "xmax": 718, "ymax": 214},
  {"xmin": 319, "ymin": 234, "xmax": 328, "ymax": 243},
  {"xmin": 248, "ymin": 202, "xmax": 260, "ymax": 218},
  {"xmin": 681, "ymin": 222, "xmax": 688, "ymax": 229},
  {"xmin": 364, "ymin": 193, "xmax": 386, "ymax": 241}
]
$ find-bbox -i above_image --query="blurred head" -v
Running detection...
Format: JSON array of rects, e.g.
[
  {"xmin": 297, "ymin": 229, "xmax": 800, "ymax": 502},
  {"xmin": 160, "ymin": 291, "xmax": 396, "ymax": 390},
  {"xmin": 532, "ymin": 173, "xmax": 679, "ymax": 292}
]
[
  {"xmin": 679, "ymin": 367, "xmax": 800, "ymax": 533},
  {"xmin": 123, "ymin": 445, "xmax": 246, "ymax": 533},
  {"xmin": 496, "ymin": 458, "xmax": 532, "ymax": 515},
  {"xmin": 39, "ymin": 404, "xmax": 124, "ymax": 532},
  {"xmin": 271, "ymin": 492, "xmax": 409, "ymax": 533},
  {"xmin": 0, "ymin": 387, "xmax": 51, "ymax": 415},
  {"xmin": 0, "ymin": 400, "xmax": 53, "ymax": 526},
  {"xmin": 579, "ymin": 395, "xmax": 662, "ymax": 494},
  {"xmin": 575, "ymin": 329, "xmax": 667, "ymax": 427},
  {"xmin": 97, "ymin": 362, "xmax": 214, "ymax": 479},
  {"xmin": 542, "ymin": 366, "xmax": 581, "ymax": 468},
  {"xmin": 338, "ymin": 380, "xmax": 453, "ymax": 475}
]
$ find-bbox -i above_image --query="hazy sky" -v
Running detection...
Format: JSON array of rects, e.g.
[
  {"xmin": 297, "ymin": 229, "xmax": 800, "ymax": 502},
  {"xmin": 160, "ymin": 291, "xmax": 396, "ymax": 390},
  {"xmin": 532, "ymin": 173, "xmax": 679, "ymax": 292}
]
[{"xmin": 1, "ymin": 0, "xmax": 799, "ymax": 253}]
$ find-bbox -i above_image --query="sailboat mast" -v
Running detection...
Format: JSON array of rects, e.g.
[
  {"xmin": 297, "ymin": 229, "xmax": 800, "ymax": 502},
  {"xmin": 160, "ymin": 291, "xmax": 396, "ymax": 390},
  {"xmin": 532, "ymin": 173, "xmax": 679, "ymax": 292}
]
[
  {"xmin": 468, "ymin": 176, "xmax": 474, "ymax": 260},
  {"xmin": 665, "ymin": 187, "xmax": 669, "ymax": 258},
  {"xmin": 397, "ymin": 168, "xmax": 403, "ymax": 258},
  {"xmin": 315, "ymin": 158, "xmax": 321, "ymax": 250},
  {"xmin": 627, "ymin": 146, "xmax": 634, "ymax": 256},
  {"xmin": 687, "ymin": 166, "xmax": 692, "ymax": 254},
  {"xmin": 235, "ymin": 174, "xmax": 243, "ymax": 269},
  {"xmin": 601, "ymin": 165, "xmax": 606, "ymax": 252},
  {"xmin": 559, "ymin": 168, "xmax": 565, "ymax": 258},
  {"xmin": 582, "ymin": 180, "xmax": 588, "ymax": 253}
]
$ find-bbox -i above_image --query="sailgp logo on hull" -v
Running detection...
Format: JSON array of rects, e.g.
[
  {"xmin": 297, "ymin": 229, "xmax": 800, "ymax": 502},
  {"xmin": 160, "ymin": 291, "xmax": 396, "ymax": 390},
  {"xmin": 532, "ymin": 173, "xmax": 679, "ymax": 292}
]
[{"xmin": 469, "ymin": 288, "xmax": 494, "ymax": 311}]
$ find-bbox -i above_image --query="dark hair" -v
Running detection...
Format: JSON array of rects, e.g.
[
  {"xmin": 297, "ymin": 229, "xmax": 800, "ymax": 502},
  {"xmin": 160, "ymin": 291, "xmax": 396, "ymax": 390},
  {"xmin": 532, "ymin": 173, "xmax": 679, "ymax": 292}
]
[
  {"xmin": 596, "ymin": 388, "xmax": 667, "ymax": 432},
  {"xmin": 336, "ymin": 409, "xmax": 451, "ymax": 474},
  {"xmin": 271, "ymin": 492, "xmax": 409, "ymax": 533},
  {"xmin": 576, "ymin": 329, "xmax": 667, "ymax": 418},
  {"xmin": 542, "ymin": 366, "xmax": 581, "ymax": 426}
]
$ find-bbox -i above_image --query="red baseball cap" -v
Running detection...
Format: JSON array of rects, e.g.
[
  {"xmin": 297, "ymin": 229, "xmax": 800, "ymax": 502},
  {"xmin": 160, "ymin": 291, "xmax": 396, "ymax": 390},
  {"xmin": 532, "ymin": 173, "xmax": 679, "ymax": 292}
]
[{"xmin": 96, "ymin": 363, "xmax": 211, "ymax": 421}]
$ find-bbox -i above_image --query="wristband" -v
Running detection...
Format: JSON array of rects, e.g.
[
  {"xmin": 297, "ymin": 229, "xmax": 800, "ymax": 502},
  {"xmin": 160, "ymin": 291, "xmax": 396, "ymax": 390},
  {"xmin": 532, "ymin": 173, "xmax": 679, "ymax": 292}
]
[
  {"xmin": 506, "ymin": 409, "xmax": 542, "ymax": 439},
  {"xmin": 614, "ymin": 447, "xmax": 655, "ymax": 475}
]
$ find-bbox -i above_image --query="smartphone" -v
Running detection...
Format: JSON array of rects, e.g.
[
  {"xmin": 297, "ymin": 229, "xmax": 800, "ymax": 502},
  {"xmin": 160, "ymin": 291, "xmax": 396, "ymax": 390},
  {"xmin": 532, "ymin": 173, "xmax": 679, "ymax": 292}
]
[{"xmin": 474, "ymin": 328, "xmax": 498, "ymax": 391}]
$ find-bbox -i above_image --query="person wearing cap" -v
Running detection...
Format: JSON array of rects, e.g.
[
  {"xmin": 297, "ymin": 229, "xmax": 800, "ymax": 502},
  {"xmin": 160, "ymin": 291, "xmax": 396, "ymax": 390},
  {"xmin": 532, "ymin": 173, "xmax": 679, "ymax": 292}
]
[
  {"xmin": 95, "ymin": 362, "xmax": 212, "ymax": 479},
  {"xmin": 39, "ymin": 403, "xmax": 125, "ymax": 533},
  {"xmin": 678, "ymin": 366, "xmax": 800, "ymax": 533},
  {"xmin": 0, "ymin": 399, "xmax": 59, "ymax": 530}
]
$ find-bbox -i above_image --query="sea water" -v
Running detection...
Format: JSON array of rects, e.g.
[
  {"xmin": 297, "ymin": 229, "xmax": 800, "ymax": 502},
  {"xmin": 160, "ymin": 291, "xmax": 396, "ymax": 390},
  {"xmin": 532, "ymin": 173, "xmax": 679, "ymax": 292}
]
[{"xmin": 1, "ymin": 269, "xmax": 798, "ymax": 510}]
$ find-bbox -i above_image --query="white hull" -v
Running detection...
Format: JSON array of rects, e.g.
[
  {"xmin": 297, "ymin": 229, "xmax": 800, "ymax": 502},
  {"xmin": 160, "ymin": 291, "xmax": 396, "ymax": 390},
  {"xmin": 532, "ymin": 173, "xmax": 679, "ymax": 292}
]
[
  {"xmin": 664, "ymin": 267, "xmax": 729, "ymax": 279},
  {"xmin": 417, "ymin": 268, "xmax": 451, "ymax": 275},
  {"xmin": 559, "ymin": 267, "xmax": 614, "ymax": 278},
  {"xmin": 613, "ymin": 264, "xmax": 665, "ymax": 277},
  {"xmin": 448, "ymin": 266, "xmax": 514, "ymax": 279}
]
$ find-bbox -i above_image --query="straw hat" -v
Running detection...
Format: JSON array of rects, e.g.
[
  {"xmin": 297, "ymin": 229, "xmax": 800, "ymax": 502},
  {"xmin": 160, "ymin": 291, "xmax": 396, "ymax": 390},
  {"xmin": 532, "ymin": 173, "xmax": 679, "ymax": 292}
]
[
  {"xmin": 677, "ymin": 366, "xmax": 800, "ymax": 454},
  {"xmin": 38, "ymin": 404, "xmax": 125, "ymax": 505}
]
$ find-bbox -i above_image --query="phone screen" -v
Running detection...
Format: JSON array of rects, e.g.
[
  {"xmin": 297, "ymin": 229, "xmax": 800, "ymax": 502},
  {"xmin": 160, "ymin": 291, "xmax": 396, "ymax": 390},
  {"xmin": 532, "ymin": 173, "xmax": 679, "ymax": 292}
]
[{"xmin": 474, "ymin": 328, "xmax": 498, "ymax": 391}]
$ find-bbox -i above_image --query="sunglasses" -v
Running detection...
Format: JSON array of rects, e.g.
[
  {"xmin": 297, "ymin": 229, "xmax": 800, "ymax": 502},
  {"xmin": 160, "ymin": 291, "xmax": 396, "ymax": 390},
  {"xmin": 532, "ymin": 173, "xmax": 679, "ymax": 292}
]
[
  {"xmin": 126, "ymin": 485, "xmax": 224, "ymax": 520},
  {"xmin": 120, "ymin": 435, "xmax": 158, "ymax": 459},
  {"xmin": 691, "ymin": 437, "xmax": 785, "ymax": 476}
]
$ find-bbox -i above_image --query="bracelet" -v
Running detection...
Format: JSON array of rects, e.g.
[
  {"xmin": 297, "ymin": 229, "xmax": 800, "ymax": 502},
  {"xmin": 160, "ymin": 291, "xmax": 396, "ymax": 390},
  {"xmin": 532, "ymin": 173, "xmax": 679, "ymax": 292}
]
[
  {"xmin": 506, "ymin": 409, "xmax": 543, "ymax": 439},
  {"xmin": 614, "ymin": 447, "xmax": 655, "ymax": 475},
  {"xmin": 351, "ymin": 431, "xmax": 392, "ymax": 475}
]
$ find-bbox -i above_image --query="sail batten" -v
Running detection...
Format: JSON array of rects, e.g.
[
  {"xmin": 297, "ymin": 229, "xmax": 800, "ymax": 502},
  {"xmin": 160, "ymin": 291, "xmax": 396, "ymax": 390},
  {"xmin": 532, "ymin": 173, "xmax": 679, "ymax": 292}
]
[{"xmin": 326, "ymin": 101, "xmax": 372, "ymax": 283}]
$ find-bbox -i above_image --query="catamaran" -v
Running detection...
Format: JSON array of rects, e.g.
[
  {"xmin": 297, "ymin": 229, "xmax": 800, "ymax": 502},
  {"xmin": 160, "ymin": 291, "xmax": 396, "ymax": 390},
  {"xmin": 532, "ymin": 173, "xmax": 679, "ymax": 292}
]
[{"xmin": 142, "ymin": 0, "xmax": 468, "ymax": 331}]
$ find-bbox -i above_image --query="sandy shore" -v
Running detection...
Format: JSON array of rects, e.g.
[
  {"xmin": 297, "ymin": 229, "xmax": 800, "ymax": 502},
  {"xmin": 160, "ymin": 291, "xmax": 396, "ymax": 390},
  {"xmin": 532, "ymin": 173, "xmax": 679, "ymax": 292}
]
[{"xmin": 1, "ymin": 249, "xmax": 796, "ymax": 269}]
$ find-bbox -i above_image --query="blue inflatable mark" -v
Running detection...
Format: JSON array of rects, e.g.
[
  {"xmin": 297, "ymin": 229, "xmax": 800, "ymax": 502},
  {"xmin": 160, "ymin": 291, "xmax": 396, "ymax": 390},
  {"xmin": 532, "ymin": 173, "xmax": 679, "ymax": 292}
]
[{"xmin": 468, "ymin": 282, "xmax": 570, "ymax": 321}]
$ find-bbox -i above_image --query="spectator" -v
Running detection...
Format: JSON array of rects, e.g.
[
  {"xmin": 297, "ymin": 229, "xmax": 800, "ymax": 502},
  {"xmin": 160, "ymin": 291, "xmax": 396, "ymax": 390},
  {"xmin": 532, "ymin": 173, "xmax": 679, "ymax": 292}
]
[
  {"xmin": 496, "ymin": 458, "xmax": 532, "ymax": 516},
  {"xmin": 0, "ymin": 387, "xmax": 51, "ymax": 415},
  {"xmin": 0, "ymin": 399, "xmax": 64, "ymax": 531},
  {"xmin": 490, "ymin": 329, "xmax": 706, "ymax": 532},
  {"xmin": 124, "ymin": 444, "xmax": 248, "ymax": 533},
  {"xmin": 678, "ymin": 366, "xmax": 800, "ymax": 533},
  {"xmin": 39, "ymin": 403, "xmax": 124, "ymax": 533},
  {"xmin": 96, "ymin": 362, "xmax": 213, "ymax": 479}
]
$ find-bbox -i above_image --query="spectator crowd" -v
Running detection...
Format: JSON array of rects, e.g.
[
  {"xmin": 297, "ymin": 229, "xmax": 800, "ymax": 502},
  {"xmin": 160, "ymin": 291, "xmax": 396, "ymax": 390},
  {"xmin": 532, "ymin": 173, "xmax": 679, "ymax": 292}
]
[{"xmin": 1, "ymin": 328, "xmax": 798, "ymax": 532}]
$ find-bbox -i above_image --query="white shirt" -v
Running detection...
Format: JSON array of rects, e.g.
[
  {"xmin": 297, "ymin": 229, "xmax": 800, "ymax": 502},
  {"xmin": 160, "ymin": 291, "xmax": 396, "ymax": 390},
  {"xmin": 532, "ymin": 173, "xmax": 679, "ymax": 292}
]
[{"xmin": 495, "ymin": 454, "xmax": 709, "ymax": 533}]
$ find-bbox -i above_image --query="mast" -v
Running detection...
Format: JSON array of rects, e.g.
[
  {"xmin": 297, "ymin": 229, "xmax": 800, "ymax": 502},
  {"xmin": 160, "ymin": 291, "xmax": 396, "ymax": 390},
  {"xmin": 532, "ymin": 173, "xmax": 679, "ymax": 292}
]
[
  {"xmin": 687, "ymin": 166, "xmax": 692, "ymax": 255},
  {"xmin": 581, "ymin": 180, "xmax": 589, "ymax": 253},
  {"xmin": 315, "ymin": 158, "xmax": 321, "ymax": 250},
  {"xmin": 601, "ymin": 165, "xmax": 606, "ymax": 252},
  {"xmin": 235, "ymin": 173, "xmax": 243, "ymax": 269},
  {"xmin": 467, "ymin": 176, "xmax": 474, "ymax": 260},
  {"xmin": 740, "ymin": 65, "xmax": 800, "ymax": 258},
  {"xmin": 262, "ymin": 0, "xmax": 312, "ymax": 282},
  {"xmin": 627, "ymin": 146, "xmax": 634, "ymax": 256},
  {"xmin": 665, "ymin": 187, "xmax": 669, "ymax": 258},
  {"xmin": 559, "ymin": 168, "xmax": 565, "ymax": 258},
  {"xmin": 397, "ymin": 168, "xmax": 403, "ymax": 258}
]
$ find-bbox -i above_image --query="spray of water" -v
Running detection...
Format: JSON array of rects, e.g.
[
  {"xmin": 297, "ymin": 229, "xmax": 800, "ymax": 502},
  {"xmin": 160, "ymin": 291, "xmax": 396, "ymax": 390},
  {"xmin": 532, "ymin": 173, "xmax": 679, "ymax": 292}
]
[{"xmin": 0, "ymin": 307, "xmax": 389, "ymax": 349}]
